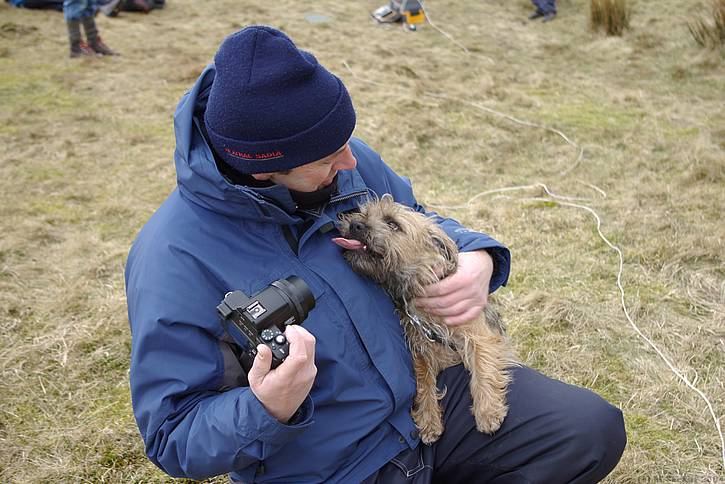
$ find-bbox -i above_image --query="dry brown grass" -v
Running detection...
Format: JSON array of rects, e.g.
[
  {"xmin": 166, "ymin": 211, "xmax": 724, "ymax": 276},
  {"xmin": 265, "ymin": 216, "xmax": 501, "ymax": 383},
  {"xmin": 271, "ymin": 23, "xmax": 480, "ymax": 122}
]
[
  {"xmin": 590, "ymin": 0, "xmax": 631, "ymax": 36},
  {"xmin": 1, "ymin": 0, "xmax": 724, "ymax": 482},
  {"xmin": 689, "ymin": 0, "xmax": 725, "ymax": 48}
]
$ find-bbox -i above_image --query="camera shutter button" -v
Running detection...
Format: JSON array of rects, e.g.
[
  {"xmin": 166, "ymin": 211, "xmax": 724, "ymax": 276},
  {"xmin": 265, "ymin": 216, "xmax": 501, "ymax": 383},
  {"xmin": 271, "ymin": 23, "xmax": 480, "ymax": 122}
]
[{"xmin": 274, "ymin": 334, "xmax": 287, "ymax": 345}]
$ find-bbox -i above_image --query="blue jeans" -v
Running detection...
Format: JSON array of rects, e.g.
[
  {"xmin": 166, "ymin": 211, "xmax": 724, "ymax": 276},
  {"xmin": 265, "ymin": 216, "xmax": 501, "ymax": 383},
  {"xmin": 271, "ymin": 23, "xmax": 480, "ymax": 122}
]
[
  {"xmin": 531, "ymin": 0, "xmax": 556, "ymax": 14},
  {"xmin": 63, "ymin": 0, "xmax": 96, "ymax": 20},
  {"xmin": 363, "ymin": 365, "xmax": 626, "ymax": 483}
]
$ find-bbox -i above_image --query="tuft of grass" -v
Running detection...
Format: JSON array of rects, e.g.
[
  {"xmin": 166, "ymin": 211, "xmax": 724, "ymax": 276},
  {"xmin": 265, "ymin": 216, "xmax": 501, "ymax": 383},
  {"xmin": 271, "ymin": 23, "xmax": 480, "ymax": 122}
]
[
  {"xmin": 688, "ymin": 0, "xmax": 725, "ymax": 48},
  {"xmin": 590, "ymin": 0, "xmax": 631, "ymax": 36}
]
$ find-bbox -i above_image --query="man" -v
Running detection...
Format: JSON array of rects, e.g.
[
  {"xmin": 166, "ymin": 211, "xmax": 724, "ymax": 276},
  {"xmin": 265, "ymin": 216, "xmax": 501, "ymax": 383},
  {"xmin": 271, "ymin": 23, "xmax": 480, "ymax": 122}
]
[{"xmin": 125, "ymin": 26, "xmax": 625, "ymax": 483}]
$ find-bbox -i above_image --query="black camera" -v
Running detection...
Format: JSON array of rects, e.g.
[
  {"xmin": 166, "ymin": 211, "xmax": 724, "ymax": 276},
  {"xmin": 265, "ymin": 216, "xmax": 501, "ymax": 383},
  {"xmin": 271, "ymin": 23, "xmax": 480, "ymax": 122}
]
[{"xmin": 217, "ymin": 276, "xmax": 315, "ymax": 369}]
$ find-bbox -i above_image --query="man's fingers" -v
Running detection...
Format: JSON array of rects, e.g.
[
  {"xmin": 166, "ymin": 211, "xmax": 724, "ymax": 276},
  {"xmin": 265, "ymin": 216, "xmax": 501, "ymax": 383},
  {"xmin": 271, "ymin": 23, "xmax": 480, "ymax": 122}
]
[
  {"xmin": 285, "ymin": 326, "xmax": 316, "ymax": 362},
  {"xmin": 417, "ymin": 286, "xmax": 458, "ymax": 308},
  {"xmin": 284, "ymin": 326, "xmax": 303, "ymax": 358},
  {"xmin": 421, "ymin": 276, "xmax": 457, "ymax": 298},
  {"xmin": 422, "ymin": 299, "xmax": 468, "ymax": 317},
  {"xmin": 418, "ymin": 289, "xmax": 480, "ymax": 310},
  {"xmin": 301, "ymin": 328, "xmax": 316, "ymax": 360},
  {"xmin": 442, "ymin": 307, "xmax": 482, "ymax": 326},
  {"xmin": 248, "ymin": 344, "xmax": 272, "ymax": 386},
  {"xmin": 422, "ymin": 297, "xmax": 486, "ymax": 317}
]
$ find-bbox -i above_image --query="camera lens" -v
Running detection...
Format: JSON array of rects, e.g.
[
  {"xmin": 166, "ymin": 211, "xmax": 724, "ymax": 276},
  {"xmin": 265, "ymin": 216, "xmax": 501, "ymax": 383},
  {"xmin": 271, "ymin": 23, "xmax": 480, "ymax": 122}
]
[{"xmin": 270, "ymin": 276, "xmax": 316, "ymax": 324}]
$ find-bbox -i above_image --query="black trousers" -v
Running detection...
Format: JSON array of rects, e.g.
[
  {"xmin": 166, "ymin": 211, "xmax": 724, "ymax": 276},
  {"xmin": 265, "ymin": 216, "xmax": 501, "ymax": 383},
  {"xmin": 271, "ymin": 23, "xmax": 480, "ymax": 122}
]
[{"xmin": 363, "ymin": 365, "xmax": 626, "ymax": 484}]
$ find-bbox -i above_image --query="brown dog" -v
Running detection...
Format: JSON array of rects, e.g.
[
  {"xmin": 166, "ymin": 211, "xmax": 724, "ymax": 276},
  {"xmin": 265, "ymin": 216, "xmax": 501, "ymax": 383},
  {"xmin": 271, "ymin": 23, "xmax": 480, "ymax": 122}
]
[{"xmin": 333, "ymin": 195, "xmax": 517, "ymax": 443}]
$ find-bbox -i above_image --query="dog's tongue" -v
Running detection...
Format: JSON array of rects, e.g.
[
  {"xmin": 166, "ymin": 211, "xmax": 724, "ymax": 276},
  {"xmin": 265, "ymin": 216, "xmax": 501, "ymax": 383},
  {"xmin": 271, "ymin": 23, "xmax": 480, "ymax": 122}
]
[{"xmin": 331, "ymin": 237, "xmax": 365, "ymax": 250}]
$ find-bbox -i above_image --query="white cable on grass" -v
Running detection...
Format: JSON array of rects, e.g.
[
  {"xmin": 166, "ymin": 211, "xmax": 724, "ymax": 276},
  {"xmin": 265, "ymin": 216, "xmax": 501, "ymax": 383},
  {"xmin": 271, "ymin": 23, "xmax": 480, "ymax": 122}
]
[
  {"xmin": 427, "ymin": 182, "xmax": 589, "ymax": 210},
  {"xmin": 417, "ymin": 0, "xmax": 470, "ymax": 54},
  {"xmin": 576, "ymin": 180, "xmax": 607, "ymax": 198},
  {"xmin": 432, "ymin": 186, "xmax": 725, "ymax": 471},
  {"xmin": 423, "ymin": 92, "xmax": 585, "ymax": 174},
  {"xmin": 341, "ymin": 63, "xmax": 584, "ymax": 175}
]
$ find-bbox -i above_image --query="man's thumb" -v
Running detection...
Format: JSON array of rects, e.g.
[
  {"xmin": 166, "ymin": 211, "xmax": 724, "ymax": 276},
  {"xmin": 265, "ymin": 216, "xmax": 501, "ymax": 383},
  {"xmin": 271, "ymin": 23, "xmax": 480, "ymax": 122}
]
[{"xmin": 248, "ymin": 345, "xmax": 272, "ymax": 385}]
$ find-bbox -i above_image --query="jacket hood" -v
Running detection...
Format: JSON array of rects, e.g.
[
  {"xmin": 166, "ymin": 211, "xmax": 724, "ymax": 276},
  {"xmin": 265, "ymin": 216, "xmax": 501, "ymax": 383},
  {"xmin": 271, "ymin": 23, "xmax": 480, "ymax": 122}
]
[{"xmin": 172, "ymin": 64, "xmax": 365, "ymax": 225}]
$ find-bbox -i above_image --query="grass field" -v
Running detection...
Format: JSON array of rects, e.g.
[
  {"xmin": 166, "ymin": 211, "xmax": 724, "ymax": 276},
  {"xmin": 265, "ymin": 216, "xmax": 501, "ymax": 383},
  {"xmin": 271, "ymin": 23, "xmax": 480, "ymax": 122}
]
[{"xmin": 1, "ymin": 0, "xmax": 723, "ymax": 482}]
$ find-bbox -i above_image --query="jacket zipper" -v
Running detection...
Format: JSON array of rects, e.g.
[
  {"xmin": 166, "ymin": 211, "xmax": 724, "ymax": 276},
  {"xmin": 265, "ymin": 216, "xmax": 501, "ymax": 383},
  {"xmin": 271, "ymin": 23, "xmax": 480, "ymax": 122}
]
[
  {"xmin": 282, "ymin": 190, "xmax": 369, "ymax": 255},
  {"xmin": 330, "ymin": 189, "xmax": 369, "ymax": 205}
]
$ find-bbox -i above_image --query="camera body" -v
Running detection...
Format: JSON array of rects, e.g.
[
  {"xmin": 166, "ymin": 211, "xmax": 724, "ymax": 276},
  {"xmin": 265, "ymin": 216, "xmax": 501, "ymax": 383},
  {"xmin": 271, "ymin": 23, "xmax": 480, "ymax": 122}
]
[{"xmin": 217, "ymin": 276, "xmax": 315, "ymax": 369}]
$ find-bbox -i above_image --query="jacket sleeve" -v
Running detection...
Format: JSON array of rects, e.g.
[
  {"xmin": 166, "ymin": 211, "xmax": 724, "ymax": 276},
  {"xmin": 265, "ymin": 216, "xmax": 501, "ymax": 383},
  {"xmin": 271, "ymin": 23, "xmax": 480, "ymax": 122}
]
[
  {"xmin": 125, "ymin": 245, "xmax": 314, "ymax": 480},
  {"xmin": 352, "ymin": 139, "xmax": 511, "ymax": 292},
  {"xmin": 418, "ymin": 205, "xmax": 511, "ymax": 292}
]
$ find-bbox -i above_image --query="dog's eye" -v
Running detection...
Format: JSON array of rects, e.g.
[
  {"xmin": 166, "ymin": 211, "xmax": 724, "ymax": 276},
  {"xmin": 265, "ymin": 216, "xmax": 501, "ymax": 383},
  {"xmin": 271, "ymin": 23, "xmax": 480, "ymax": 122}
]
[{"xmin": 386, "ymin": 220, "xmax": 400, "ymax": 231}]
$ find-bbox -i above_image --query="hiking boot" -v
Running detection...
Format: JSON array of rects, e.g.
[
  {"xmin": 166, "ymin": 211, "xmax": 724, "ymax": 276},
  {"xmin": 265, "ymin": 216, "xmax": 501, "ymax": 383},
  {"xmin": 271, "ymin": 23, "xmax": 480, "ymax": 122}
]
[
  {"xmin": 542, "ymin": 12, "xmax": 557, "ymax": 22},
  {"xmin": 70, "ymin": 40, "xmax": 94, "ymax": 58},
  {"xmin": 89, "ymin": 37, "xmax": 118, "ymax": 56}
]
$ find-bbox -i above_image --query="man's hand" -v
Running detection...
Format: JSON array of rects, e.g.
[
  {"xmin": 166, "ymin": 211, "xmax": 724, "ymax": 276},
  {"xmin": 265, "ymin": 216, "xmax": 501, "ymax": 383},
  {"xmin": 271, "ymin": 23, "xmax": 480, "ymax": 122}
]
[
  {"xmin": 414, "ymin": 250, "xmax": 494, "ymax": 327},
  {"xmin": 247, "ymin": 325, "xmax": 317, "ymax": 423}
]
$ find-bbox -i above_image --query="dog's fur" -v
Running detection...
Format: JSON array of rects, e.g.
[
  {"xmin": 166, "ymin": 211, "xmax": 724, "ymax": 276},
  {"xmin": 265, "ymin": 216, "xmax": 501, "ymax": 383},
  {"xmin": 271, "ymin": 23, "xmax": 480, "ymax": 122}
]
[{"xmin": 334, "ymin": 195, "xmax": 517, "ymax": 443}]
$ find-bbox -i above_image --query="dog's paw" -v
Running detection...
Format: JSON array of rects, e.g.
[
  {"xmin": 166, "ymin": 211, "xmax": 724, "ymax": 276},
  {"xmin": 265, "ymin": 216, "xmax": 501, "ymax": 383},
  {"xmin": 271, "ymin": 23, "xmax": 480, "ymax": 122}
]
[
  {"xmin": 419, "ymin": 423, "xmax": 444, "ymax": 444},
  {"xmin": 473, "ymin": 403, "xmax": 508, "ymax": 434},
  {"xmin": 413, "ymin": 406, "xmax": 445, "ymax": 444}
]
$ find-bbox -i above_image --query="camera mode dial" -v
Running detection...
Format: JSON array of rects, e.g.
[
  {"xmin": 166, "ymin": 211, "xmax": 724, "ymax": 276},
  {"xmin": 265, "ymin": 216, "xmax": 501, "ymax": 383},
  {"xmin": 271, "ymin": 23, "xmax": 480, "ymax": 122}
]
[{"xmin": 262, "ymin": 326, "xmax": 289, "ymax": 365}]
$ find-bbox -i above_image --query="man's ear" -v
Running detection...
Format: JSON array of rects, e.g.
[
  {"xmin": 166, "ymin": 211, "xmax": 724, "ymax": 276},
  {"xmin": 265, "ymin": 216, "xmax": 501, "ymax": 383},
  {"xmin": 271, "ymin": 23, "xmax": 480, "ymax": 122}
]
[{"xmin": 251, "ymin": 173, "xmax": 273, "ymax": 181}]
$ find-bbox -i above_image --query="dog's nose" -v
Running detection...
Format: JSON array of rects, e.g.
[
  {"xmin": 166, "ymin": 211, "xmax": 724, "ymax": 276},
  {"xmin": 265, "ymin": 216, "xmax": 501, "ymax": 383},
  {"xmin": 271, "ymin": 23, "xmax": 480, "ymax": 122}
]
[{"xmin": 349, "ymin": 221, "xmax": 367, "ymax": 235}]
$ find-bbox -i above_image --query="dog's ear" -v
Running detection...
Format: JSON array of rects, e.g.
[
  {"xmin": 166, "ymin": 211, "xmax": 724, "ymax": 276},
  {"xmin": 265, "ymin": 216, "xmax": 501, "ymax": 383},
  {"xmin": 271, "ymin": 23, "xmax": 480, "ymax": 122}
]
[
  {"xmin": 430, "ymin": 232, "xmax": 458, "ymax": 266},
  {"xmin": 380, "ymin": 193, "xmax": 394, "ymax": 204}
]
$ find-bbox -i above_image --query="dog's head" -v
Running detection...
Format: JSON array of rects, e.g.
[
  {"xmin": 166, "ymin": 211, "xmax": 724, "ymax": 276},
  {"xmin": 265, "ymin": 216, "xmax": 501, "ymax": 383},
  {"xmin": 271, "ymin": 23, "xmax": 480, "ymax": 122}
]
[{"xmin": 332, "ymin": 194, "xmax": 458, "ymax": 300}]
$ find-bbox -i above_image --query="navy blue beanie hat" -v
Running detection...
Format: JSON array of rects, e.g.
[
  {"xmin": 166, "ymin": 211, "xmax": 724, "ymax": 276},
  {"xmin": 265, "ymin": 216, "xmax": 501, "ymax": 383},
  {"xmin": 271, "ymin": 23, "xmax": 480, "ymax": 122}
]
[{"xmin": 204, "ymin": 26, "xmax": 356, "ymax": 174}]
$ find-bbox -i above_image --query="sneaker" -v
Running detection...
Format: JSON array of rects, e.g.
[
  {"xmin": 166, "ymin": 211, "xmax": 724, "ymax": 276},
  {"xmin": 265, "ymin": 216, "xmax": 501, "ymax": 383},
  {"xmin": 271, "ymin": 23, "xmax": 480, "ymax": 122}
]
[
  {"xmin": 99, "ymin": 0, "xmax": 123, "ymax": 17},
  {"xmin": 70, "ymin": 40, "xmax": 94, "ymax": 58},
  {"xmin": 542, "ymin": 12, "xmax": 557, "ymax": 22},
  {"xmin": 89, "ymin": 37, "xmax": 118, "ymax": 56},
  {"xmin": 371, "ymin": 4, "xmax": 402, "ymax": 23},
  {"xmin": 528, "ymin": 10, "xmax": 545, "ymax": 20}
]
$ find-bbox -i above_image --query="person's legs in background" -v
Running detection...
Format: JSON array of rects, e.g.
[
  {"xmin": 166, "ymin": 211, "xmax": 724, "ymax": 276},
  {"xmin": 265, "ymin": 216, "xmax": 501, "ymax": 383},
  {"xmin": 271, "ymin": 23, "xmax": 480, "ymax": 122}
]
[
  {"xmin": 63, "ymin": 0, "xmax": 91, "ymax": 57},
  {"xmin": 529, "ymin": 0, "xmax": 557, "ymax": 21},
  {"xmin": 81, "ymin": 11, "xmax": 118, "ymax": 55},
  {"xmin": 64, "ymin": 0, "xmax": 118, "ymax": 57},
  {"xmin": 529, "ymin": 0, "xmax": 546, "ymax": 19},
  {"xmin": 541, "ymin": 0, "xmax": 557, "ymax": 21}
]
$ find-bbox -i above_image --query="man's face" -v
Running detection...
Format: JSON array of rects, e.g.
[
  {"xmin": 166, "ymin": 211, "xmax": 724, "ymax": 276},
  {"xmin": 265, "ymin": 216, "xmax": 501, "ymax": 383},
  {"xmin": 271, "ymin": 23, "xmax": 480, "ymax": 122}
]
[{"xmin": 252, "ymin": 143, "xmax": 357, "ymax": 192}]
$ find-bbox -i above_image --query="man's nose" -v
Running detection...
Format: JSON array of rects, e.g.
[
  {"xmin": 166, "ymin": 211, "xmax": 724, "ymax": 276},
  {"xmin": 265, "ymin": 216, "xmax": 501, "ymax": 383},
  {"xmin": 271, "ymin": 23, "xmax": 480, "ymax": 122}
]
[{"xmin": 335, "ymin": 146, "xmax": 357, "ymax": 170}]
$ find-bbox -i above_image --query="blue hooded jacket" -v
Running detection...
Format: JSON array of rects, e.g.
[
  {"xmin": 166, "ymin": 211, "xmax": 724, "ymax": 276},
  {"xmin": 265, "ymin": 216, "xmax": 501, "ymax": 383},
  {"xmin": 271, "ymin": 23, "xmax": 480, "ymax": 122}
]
[{"xmin": 125, "ymin": 65, "xmax": 511, "ymax": 483}]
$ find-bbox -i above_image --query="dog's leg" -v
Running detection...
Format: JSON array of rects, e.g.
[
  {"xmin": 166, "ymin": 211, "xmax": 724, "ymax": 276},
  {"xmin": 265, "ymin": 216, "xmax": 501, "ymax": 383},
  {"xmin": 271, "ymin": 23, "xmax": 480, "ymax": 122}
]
[
  {"xmin": 411, "ymin": 350, "xmax": 445, "ymax": 444},
  {"xmin": 460, "ymin": 332, "xmax": 511, "ymax": 434}
]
